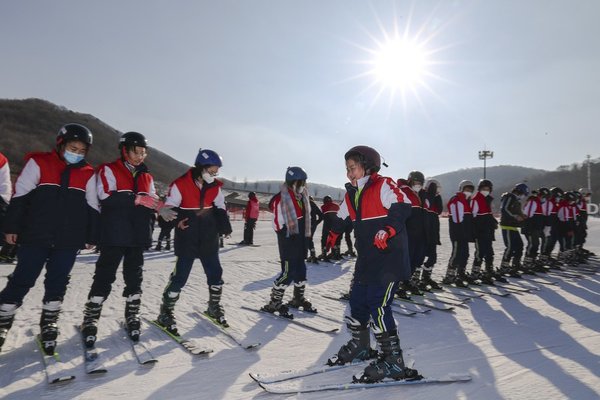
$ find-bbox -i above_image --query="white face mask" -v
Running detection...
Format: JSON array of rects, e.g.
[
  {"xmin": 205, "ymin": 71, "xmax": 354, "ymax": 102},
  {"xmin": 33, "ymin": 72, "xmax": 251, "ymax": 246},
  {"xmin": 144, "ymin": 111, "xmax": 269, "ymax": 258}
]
[
  {"xmin": 480, "ymin": 190, "xmax": 490, "ymax": 197},
  {"xmin": 463, "ymin": 191, "xmax": 473, "ymax": 199},
  {"xmin": 412, "ymin": 185, "xmax": 422, "ymax": 192},
  {"xmin": 518, "ymin": 194, "xmax": 526, "ymax": 201},
  {"xmin": 584, "ymin": 196, "xmax": 591, "ymax": 202},
  {"xmin": 296, "ymin": 185, "xmax": 305, "ymax": 194},
  {"xmin": 202, "ymin": 171, "xmax": 215, "ymax": 184}
]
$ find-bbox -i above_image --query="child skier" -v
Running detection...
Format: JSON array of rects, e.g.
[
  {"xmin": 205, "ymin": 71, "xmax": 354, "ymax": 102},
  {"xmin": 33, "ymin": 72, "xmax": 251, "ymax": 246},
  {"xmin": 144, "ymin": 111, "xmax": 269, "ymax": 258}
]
[
  {"xmin": 319, "ymin": 195, "xmax": 340, "ymax": 261},
  {"xmin": 307, "ymin": 195, "xmax": 323, "ymax": 263},
  {"xmin": 80, "ymin": 132, "xmax": 158, "ymax": 347},
  {"xmin": 262, "ymin": 166, "xmax": 315, "ymax": 315},
  {"xmin": 155, "ymin": 149, "xmax": 232, "ymax": 333},
  {"xmin": 325, "ymin": 145, "xmax": 419, "ymax": 383},
  {"xmin": 470, "ymin": 179, "xmax": 499, "ymax": 284},
  {"xmin": 443, "ymin": 180, "xmax": 474, "ymax": 286},
  {"xmin": 420, "ymin": 179, "xmax": 443, "ymax": 290},
  {"xmin": 522, "ymin": 189, "xmax": 544, "ymax": 272},
  {"xmin": 499, "ymin": 183, "xmax": 529, "ymax": 276},
  {"xmin": 1, "ymin": 124, "xmax": 97, "ymax": 354},
  {"xmin": 0, "ymin": 152, "xmax": 11, "ymax": 261},
  {"xmin": 240, "ymin": 191, "xmax": 259, "ymax": 245}
]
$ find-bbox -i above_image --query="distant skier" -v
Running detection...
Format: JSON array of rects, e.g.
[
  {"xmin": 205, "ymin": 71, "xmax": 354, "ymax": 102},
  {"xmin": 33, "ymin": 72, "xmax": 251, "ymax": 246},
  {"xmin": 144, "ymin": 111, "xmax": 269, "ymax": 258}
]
[
  {"xmin": 319, "ymin": 195, "xmax": 340, "ymax": 261},
  {"xmin": 262, "ymin": 167, "xmax": 315, "ymax": 315},
  {"xmin": 154, "ymin": 198, "xmax": 175, "ymax": 251},
  {"xmin": 80, "ymin": 132, "xmax": 159, "ymax": 347},
  {"xmin": 240, "ymin": 191, "xmax": 259, "ymax": 245},
  {"xmin": 324, "ymin": 145, "xmax": 419, "ymax": 383},
  {"xmin": 0, "ymin": 124, "xmax": 97, "ymax": 354},
  {"xmin": 155, "ymin": 149, "xmax": 232, "ymax": 333},
  {"xmin": 443, "ymin": 180, "xmax": 474, "ymax": 287},
  {"xmin": 470, "ymin": 179, "xmax": 500, "ymax": 284},
  {"xmin": 499, "ymin": 183, "xmax": 529, "ymax": 277},
  {"xmin": 0, "ymin": 152, "xmax": 11, "ymax": 263},
  {"xmin": 307, "ymin": 195, "xmax": 323, "ymax": 263},
  {"xmin": 420, "ymin": 179, "xmax": 443, "ymax": 290},
  {"xmin": 556, "ymin": 191, "xmax": 578, "ymax": 265}
]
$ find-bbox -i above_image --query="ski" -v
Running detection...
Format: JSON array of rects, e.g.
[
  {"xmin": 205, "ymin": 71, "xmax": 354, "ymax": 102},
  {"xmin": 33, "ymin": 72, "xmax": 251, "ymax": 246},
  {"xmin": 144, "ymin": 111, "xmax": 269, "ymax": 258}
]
[
  {"xmin": 250, "ymin": 359, "xmax": 369, "ymax": 384},
  {"xmin": 491, "ymin": 283, "xmax": 534, "ymax": 293},
  {"xmin": 515, "ymin": 275, "xmax": 559, "ymax": 285},
  {"xmin": 258, "ymin": 373, "xmax": 472, "ymax": 394},
  {"xmin": 240, "ymin": 306, "xmax": 339, "ymax": 333},
  {"xmin": 195, "ymin": 311, "xmax": 261, "ymax": 349},
  {"xmin": 74, "ymin": 325, "xmax": 107, "ymax": 374},
  {"xmin": 390, "ymin": 302, "xmax": 430, "ymax": 314},
  {"xmin": 444, "ymin": 284, "xmax": 511, "ymax": 297},
  {"xmin": 423, "ymin": 292, "xmax": 473, "ymax": 303},
  {"xmin": 395, "ymin": 296, "xmax": 456, "ymax": 311},
  {"xmin": 121, "ymin": 322, "xmax": 159, "ymax": 364},
  {"xmin": 31, "ymin": 330, "xmax": 76, "ymax": 384},
  {"xmin": 145, "ymin": 318, "xmax": 213, "ymax": 356},
  {"xmin": 438, "ymin": 286, "xmax": 486, "ymax": 299},
  {"xmin": 413, "ymin": 294, "xmax": 469, "ymax": 307},
  {"xmin": 321, "ymin": 294, "xmax": 417, "ymax": 316}
]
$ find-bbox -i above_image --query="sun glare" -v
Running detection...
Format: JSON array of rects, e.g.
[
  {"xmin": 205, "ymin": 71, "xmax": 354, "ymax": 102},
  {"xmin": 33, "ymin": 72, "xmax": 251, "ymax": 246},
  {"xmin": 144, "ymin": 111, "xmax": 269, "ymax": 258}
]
[{"xmin": 371, "ymin": 38, "xmax": 429, "ymax": 91}]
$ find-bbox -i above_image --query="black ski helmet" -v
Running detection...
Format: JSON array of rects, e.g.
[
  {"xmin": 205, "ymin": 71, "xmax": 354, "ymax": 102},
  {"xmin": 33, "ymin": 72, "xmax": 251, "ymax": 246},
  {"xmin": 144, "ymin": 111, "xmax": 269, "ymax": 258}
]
[
  {"xmin": 513, "ymin": 183, "xmax": 530, "ymax": 196},
  {"xmin": 344, "ymin": 145, "xmax": 381, "ymax": 174},
  {"xmin": 323, "ymin": 195, "xmax": 332, "ymax": 203},
  {"xmin": 538, "ymin": 187, "xmax": 550, "ymax": 197},
  {"xmin": 56, "ymin": 123, "xmax": 93, "ymax": 148},
  {"xmin": 407, "ymin": 170, "xmax": 425, "ymax": 185},
  {"xmin": 119, "ymin": 132, "xmax": 148, "ymax": 150},
  {"xmin": 550, "ymin": 187, "xmax": 564, "ymax": 198},
  {"xmin": 248, "ymin": 191, "xmax": 256, "ymax": 199},
  {"xmin": 478, "ymin": 179, "xmax": 493, "ymax": 191},
  {"xmin": 285, "ymin": 166, "xmax": 307, "ymax": 183},
  {"xmin": 565, "ymin": 191, "xmax": 577, "ymax": 202}
]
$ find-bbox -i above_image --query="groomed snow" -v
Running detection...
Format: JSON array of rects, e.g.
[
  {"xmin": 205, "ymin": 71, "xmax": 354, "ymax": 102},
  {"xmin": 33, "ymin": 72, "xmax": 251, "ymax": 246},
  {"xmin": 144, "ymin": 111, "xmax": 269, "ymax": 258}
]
[{"xmin": 1, "ymin": 218, "xmax": 599, "ymax": 400}]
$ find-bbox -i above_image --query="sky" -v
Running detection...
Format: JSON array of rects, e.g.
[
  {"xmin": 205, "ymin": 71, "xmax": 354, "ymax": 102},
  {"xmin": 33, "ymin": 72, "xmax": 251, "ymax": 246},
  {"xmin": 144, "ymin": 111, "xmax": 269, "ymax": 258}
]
[{"xmin": 1, "ymin": 0, "xmax": 599, "ymax": 187}]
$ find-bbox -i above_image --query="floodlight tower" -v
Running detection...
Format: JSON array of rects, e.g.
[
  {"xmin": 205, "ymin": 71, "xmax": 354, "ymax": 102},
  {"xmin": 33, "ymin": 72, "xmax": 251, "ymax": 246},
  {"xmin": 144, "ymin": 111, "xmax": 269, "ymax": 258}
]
[{"xmin": 479, "ymin": 149, "xmax": 494, "ymax": 179}]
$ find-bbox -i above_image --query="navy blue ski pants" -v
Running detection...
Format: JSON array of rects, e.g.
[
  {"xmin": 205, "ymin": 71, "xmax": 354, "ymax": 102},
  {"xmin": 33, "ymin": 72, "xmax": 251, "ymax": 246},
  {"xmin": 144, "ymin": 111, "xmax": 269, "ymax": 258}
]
[
  {"xmin": 274, "ymin": 231, "xmax": 307, "ymax": 286},
  {"xmin": 88, "ymin": 246, "xmax": 144, "ymax": 298},
  {"xmin": 349, "ymin": 281, "xmax": 399, "ymax": 333},
  {"xmin": 164, "ymin": 252, "xmax": 224, "ymax": 293},
  {"xmin": 502, "ymin": 228, "xmax": 523, "ymax": 263},
  {"xmin": 0, "ymin": 245, "xmax": 78, "ymax": 305}
]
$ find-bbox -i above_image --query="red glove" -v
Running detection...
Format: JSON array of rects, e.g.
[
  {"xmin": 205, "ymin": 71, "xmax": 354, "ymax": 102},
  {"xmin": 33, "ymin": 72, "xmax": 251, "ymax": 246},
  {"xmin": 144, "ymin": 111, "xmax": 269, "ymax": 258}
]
[
  {"xmin": 325, "ymin": 231, "xmax": 340, "ymax": 252},
  {"xmin": 373, "ymin": 226, "xmax": 396, "ymax": 250},
  {"xmin": 135, "ymin": 194, "xmax": 159, "ymax": 209}
]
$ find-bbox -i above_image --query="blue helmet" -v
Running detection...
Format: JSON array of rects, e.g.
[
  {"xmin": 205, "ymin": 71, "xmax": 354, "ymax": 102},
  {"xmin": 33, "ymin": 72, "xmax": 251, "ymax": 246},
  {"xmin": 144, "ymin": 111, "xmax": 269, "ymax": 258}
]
[
  {"xmin": 514, "ymin": 183, "xmax": 529, "ymax": 196},
  {"xmin": 285, "ymin": 166, "xmax": 307, "ymax": 183},
  {"xmin": 195, "ymin": 149, "xmax": 222, "ymax": 167}
]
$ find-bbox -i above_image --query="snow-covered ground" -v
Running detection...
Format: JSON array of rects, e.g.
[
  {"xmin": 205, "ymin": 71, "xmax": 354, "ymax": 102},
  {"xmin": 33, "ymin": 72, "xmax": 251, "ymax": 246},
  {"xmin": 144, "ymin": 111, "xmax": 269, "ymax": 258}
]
[{"xmin": 1, "ymin": 218, "xmax": 599, "ymax": 400}]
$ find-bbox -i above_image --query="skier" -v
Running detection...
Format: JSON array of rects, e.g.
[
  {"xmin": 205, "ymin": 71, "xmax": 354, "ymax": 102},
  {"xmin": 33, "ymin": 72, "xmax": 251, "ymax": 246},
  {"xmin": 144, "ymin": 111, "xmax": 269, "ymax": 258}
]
[
  {"xmin": 80, "ymin": 131, "xmax": 159, "ymax": 347},
  {"xmin": 540, "ymin": 187, "xmax": 563, "ymax": 267},
  {"xmin": 556, "ymin": 191, "xmax": 578, "ymax": 265},
  {"xmin": 319, "ymin": 195, "xmax": 340, "ymax": 261},
  {"xmin": 262, "ymin": 166, "xmax": 315, "ymax": 316},
  {"xmin": 342, "ymin": 223, "xmax": 356, "ymax": 257},
  {"xmin": 155, "ymin": 149, "xmax": 232, "ymax": 333},
  {"xmin": 575, "ymin": 188, "xmax": 592, "ymax": 258},
  {"xmin": 470, "ymin": 179, "xmax": 500, "ymax": 284},
  {"xmin": 442, "ymin": 180, "xmax": 474, "ymax": 287},
  {"xmin": 0, "ymin": 152, "xmax": 11, "ymax": 262},
  {"xmin": 397, "ymin": 172, "xmax": 427, "ymax": 296},
  {"xmin": 0, "ymin": 124, "xmax": 98, "ymax": 354},
  {"xmin": 499, "ymin": 183, "xmax": 529, "ymax": 277},
  {"xmin": 240, "ymin": 191, "xmax": 259, "ymax": 245},
  {"xmin": 522, "ymin": 189, "xmax": 544, "ymax": 272},
  {"xmin": 420, "ymin": 179, "xmax": 443, "ymax": 290},
  {"xmin": 154, "ymin": 197, "xmax": 175, "ymax": 251},
  {"xmin": 325, "ymin": 145, "xmax": 419, "ymax": 383},
  {"xmin": 306, "ymin": 195, "xmax": 323, "ymax": 263}
]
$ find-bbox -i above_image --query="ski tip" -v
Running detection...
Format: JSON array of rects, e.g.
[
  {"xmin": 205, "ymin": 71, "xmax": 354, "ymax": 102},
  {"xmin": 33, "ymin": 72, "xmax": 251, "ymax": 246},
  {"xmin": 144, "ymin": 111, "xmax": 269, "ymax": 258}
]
[
  {"xmin": 50, "ymin": 375, "xmax": 76, "ymax": 384},
  {"xmin": 249, "ymin": 372, "xmax": 260, "ymax": 382}
]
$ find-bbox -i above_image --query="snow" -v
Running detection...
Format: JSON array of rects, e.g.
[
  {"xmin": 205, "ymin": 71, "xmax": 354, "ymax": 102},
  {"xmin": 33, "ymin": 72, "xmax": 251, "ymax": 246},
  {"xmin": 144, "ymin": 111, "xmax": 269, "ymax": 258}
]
[{"xmin": 1, "ymin": 218, "xmax": 599, "ymax": 400}]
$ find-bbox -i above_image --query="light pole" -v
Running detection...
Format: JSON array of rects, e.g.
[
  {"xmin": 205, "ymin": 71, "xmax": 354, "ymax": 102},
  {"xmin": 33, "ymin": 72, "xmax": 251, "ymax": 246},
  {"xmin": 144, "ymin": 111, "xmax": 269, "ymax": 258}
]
[{"xmin": 479, "ymin": 150, "xmax": 494, "ymax": 179}]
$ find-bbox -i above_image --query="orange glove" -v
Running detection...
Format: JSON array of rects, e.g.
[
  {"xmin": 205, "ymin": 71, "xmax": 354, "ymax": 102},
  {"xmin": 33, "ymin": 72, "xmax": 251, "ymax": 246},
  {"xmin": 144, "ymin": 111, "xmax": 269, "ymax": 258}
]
[{"xmin": 374, "ymin": 226, "xmax": 396, "ymax": 250}]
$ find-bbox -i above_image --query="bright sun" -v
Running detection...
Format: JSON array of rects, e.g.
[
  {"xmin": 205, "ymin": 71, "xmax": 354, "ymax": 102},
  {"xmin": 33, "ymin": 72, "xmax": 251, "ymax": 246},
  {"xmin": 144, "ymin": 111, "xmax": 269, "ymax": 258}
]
[{"xmin": 371, "ymin": 38, "xmax": 429, "ymax": 91}]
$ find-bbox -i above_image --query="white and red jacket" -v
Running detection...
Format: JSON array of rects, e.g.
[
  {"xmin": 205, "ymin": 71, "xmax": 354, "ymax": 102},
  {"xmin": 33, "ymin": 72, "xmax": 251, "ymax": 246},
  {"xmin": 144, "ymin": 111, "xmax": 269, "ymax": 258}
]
[
  {"xmin": 0, "ymin": 152, "xmax": 11, "ymax": 205},
  {"xmin": 244, "ymin": 197, "xmax": 260, "ymax": 221},
  {"xmin": 447, "ymin": 192, "xmax": 473, "ymax": 241},
  {"xmin": 523, "ymin": 195, "xmax": 544, "ymax": 231}
]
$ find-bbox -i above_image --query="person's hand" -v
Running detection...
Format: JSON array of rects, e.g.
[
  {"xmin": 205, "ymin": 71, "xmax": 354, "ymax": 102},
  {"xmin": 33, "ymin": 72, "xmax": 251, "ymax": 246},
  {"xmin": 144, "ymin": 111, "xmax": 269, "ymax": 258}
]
[
  {"xmin": 178, "ymin": 218, "xmax": 190, "ymax": 230},
  {"xmin": 5, "ymin": 233, "xmax": 17, "ymax": 245},
  {"xmin": 158, "ymin": 204, "xmax": 178, "ymax": 221},
  {"xmin": 373, "ymin": 226, "xmax": 397, "ymax": 250},
  {"xmin": 135, "ymin": 194, "xmax": 159, "ymax": 209},
  {"xmin": 85, "ymin": 243, "xmax": 95, "ymax": 250}
]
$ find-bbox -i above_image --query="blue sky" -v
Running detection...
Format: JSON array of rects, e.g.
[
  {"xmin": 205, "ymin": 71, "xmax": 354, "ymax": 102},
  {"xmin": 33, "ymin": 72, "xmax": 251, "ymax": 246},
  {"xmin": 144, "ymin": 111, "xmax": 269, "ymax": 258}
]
[{"xmin": 1, "ymin": 1, "xmax": 598, "ymax": 187}]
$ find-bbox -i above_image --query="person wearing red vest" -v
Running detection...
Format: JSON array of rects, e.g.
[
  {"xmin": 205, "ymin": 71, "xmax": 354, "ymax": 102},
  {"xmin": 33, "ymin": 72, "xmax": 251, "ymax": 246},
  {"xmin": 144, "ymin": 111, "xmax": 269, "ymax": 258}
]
[
  {"xmin": 262, "ymin": 166, "xmax": 314, "ymax": 315},
  {"xmin": 319, "ymin": 195, "xmax": 340, "ymax": 260},
  {"xmin": 556, "ymin": 191, "xmax": 577, "ymax": 264},
  {"xmin": 522, "ymin": 189, "xmax": 544, "ymax": 271},
  {"xmin": 0, "ymin": 124, "xmax": 97, "ymax": 354},
  {"xmin": 470, "ymin": 179, "xmax": 499, "ymax": 284},
  {"xmin": 240, "ymin": 191, "xmax": 259, "ymax": 245},
  {"xmin": 540, "ymin": 186, "xmax": 563, "ymax": 267},
  {"xmin": 443, "ymin": 180, "xmax": 474, "ymax": 287},
  {"xmin": 80, "ymin": 132, "xmax": 159, "ymax": 347},
  {"xmin": 0, "ymin": 152, "xmax": 11, "ymax": 261},
  {"xmin": 155, "ymin": 149, "xmax": 232, "ymax": 334},
  {"xmin": 324, "ymin": 145, "xmax": 420, "ymax": 383}
]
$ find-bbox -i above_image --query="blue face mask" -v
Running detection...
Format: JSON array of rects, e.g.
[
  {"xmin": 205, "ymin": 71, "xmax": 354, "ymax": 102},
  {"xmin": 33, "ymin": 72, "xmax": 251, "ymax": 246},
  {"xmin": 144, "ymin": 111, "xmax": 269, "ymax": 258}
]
[{"xmin": 64, "ymin": 150, "xmax": 84, "ymax": 164}]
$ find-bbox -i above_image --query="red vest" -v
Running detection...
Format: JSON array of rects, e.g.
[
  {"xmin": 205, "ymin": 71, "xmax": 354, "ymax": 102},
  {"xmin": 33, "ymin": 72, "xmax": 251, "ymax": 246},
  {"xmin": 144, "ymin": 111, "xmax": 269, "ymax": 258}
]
[
  {"xmin": 170, "ymin": 169, "xmax": 223, "ymax": 210},
  {"xmin": 26, "ymin": 151, "xmax": 94, "ymax": 190},
  {"xmin": 346, "ymin": 175, "xmax": 400, "ymax": 222},
  {"xmin": 99, "ymin": 159, "xmax": 153, "ymax": 195}
]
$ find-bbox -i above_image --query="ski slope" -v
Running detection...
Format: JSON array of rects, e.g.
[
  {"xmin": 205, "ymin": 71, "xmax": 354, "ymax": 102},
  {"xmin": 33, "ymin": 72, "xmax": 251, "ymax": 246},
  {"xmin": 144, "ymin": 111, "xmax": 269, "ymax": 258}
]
[{"xmin": 1, "ymin": 218, "xmax": 599, "ymax": 399}]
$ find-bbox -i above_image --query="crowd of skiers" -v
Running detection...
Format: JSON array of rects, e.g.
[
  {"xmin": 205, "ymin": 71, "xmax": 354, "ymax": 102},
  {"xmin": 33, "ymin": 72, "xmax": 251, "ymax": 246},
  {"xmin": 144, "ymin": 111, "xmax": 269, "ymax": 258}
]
[{"xmin": 0, "ymin": 125, "xmax": 594, "ymax": 384}]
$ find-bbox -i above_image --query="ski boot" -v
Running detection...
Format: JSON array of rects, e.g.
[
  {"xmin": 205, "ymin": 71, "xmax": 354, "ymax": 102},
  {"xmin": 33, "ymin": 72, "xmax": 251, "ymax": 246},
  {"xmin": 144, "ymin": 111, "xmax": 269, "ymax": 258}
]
[
  {"xmin": 495, "ymin": 261, "xmax": 512, "ymax": 280},
  {"xmin": 40, "ymin": 301, "xmax": 62, "ymax": 356},
  {"xmin": 261, "ymin": 284, "xmax": 293, "ymax": 318},
  {"xmin": 509, "ymin": 260, "xmax": 523, "ymax": 277},
  {"xmin": 454, "ymin": 272, "xmax": 470, "ymax": 288},
  {"xmin": 402, "ymin": 276, "xmax": 423, "ymax": 296},
  {"xmin": 125, "ymin": 294, "xmax": 142, "ymax": 342},
  {"xmin": 154, "ymin": 242, "xmax": 162, "ymax": 251},
  {"xmin": 165, "ymin": 240, "xmax": 171, "ymax": 251},
  {"xmin": 317, "ymin": 251, "xmax": 331, "ymax": 262},
  {"xmin": 331, "ymin": 246, "xmax": 343, "ymax": 261},
  {"xmin": 327, "ymin": 316, "xmax": 377, "ymax": 366},
  {"xmin": 480, "ymin": 265, "xmax": 496, "ymax": 285},
  {"xmin": 442, "ymin": 264, "xmax": 458, "ymax": 285},
  {"xmin": 343, "ymin": 249, "xmax": 357, "ymax": 258},
  {"xmin": 307, "ymin": 249, "xmax": 319, "ymax": 264},
  {"xmin": 521, "ymin": 257, "xmax": 537, "ymax": 275},
  {"xmin": 81, "ymin": 296, "xmax": 104, "ymax": 348},
  {"xmin": 287, "ymin": 281, "xmax": 317, "ymax": 313},
  {"xmin": 157, "ymin": 291, "xmax": 180, "ymax": 336},
  {"xmin": 419, "ymin": 269, "xmax": 442, "ymax": 291},
  {"xmin": 354, "ymin": 329, "xmax": 421, "ymax": 383},
  {"xmin": 0, "ymin": 303, "xmax": 18, "ymax": 353},
  {"xmin": 206, "ymin": 285, "xmax": 228, "ymax": 327}
]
